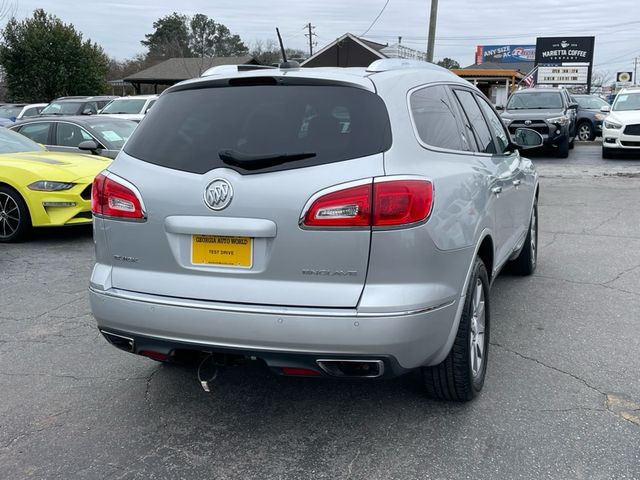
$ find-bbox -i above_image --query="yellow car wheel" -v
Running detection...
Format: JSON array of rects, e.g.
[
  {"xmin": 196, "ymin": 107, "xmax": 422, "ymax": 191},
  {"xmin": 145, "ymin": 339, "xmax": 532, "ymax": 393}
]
[{"xmin": 0, "ymin": 186, "xmax": 31, "ymax": 243}]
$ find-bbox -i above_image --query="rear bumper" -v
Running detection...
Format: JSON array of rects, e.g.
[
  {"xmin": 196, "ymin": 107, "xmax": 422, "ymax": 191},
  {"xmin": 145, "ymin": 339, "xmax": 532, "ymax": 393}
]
[{"xmin": 89, "ymin": 287, "xmax": 460, "ymax": 372}]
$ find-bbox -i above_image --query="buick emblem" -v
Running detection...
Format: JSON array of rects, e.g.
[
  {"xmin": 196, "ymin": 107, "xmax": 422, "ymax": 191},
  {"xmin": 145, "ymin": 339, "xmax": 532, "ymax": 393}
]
[
  {"xmin": 204, "ymin": 179, "xmax": 233, "ymax": 211},
  {"xmin": 525, "ymin": 120, "xmax": 532, "ymax": 126}
]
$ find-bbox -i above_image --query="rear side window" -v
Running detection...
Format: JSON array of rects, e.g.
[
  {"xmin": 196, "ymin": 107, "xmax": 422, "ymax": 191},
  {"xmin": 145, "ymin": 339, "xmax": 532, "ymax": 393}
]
[
  {"xmin": 453, "ymin": 90, "xmax": 496, "ymax": 154},
  {"xmin": 56, "ymin": 123, "xmax": 93, "ymax": 147},
  {"xmin": 124, "ymin": 84, "xmax": 392, "ymax": 174},
  {"xmin": 410, "ymin": 85, "xmax": 466, "ymax": 151},
  {"xmin": 476, "ymin": 96, "xmax": 510, "ymax": 154}
]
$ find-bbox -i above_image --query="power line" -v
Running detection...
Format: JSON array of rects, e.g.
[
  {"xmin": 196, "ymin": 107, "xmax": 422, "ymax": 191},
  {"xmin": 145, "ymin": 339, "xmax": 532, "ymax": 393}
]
[
  {"xmin": 361, "ymin": 19, "xmax": 640, "ymax": 42},
  {"xmin": 361, "ymin": 0, "xmax": 391, "ymax": 37}
]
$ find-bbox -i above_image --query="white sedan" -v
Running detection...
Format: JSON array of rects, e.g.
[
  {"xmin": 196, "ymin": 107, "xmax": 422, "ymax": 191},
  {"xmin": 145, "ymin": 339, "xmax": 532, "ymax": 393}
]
[{"xmin": 601, "ymin": 88, "xmax": 640, "ymax": 158}]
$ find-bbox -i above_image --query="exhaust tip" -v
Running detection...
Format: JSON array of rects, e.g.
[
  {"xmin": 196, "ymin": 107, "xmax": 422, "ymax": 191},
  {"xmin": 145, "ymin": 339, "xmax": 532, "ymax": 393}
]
[
  {"xmin": 100, "ymin": 330, "xmax": 135, "ymax": 353},
  {"xmin": 316, "ymin": 359, "xmax": 385, "ymax": 378}
]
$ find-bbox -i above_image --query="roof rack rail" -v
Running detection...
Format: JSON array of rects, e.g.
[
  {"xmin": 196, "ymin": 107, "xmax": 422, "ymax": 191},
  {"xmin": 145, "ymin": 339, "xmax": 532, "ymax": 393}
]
[
  {"xmin": 366, "ymin": 59, "xmax": 441, "ymax": 73},
  {"xmin": 201, "ymin": 64, "xmax": 277, "ymax": 77}
]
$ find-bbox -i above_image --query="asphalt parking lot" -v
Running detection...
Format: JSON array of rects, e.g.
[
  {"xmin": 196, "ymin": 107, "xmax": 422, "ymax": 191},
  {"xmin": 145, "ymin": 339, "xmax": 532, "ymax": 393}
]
[{"xmin": 1, "ymin": 141, "xmax": 640, "ymax": 479}]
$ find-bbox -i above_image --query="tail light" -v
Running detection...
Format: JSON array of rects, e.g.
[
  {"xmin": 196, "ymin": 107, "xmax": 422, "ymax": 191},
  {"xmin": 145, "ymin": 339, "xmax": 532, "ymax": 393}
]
[
  {"xmin": 303, "ymin": 184, "xmax": 371, "ymax": 227},
  {"xmin": 91, "ymin": 173, "xmax": 145, "ymax": 220},
  {"xmin": 303, "ymin": 178, "xmax": 433, "ymax": 228}
]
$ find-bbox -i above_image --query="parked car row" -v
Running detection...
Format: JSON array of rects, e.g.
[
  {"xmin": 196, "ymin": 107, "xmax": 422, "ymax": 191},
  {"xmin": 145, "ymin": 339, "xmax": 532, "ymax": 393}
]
[
  {"xmin": 499, "ymin": 85, "xmax": 640, "ymax": 159},
  {"xmin": 9, "ymin": 116, "xmax": 138, "ymax": 159},
  {"xmin": 0, "ymin": 94, "xmax": 158, "ymax": 125}
]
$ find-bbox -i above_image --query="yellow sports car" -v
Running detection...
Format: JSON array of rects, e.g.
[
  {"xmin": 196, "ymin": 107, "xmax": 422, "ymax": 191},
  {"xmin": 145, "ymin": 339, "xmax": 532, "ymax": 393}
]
[{"xmin": 0, "ymin": 127, "xmax": 111, "ymax": 242}]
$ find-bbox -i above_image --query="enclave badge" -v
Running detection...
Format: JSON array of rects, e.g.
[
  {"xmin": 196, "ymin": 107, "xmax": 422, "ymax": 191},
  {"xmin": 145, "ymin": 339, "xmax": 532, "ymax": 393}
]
[{"xmin": 204, "ymin": 179, "xmax": 233, "ymax": 211}]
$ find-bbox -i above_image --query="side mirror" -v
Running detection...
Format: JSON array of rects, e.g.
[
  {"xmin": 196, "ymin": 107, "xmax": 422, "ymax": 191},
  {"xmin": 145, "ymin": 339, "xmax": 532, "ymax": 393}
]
[
  {"xmin": 568, "ymin": 103, "xmax": 579, "ymax": 110},
  {"xmin": 78, "ymin": 140, "xmax": 100, "ymax": 154},
  {"xmin": 600, "ymin": 105, "xmax": 611, "ymax": 113},
  {"xmin": 513, "ymin": 128, "xmax": 544, "ymax": 150},
  {"xmin": 82, "ymin": 108, "xmax": 94, "ymax": 115},
  {"xmin": 495, "ymin": 105, "xmax": 504, "ymax": 111}
]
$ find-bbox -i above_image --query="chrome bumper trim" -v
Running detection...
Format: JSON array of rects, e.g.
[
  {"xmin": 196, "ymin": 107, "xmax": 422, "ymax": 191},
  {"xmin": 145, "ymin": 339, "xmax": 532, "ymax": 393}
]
[{"xmin": 89, "ymin": 287, "xmax": 455, "ymax": 318}]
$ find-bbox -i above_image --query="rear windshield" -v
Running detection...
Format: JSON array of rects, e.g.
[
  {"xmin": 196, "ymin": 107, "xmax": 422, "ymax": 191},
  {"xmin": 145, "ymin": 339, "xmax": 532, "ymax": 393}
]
[
  {"xmin": 124, "ymin": 84, "xmax": 392, "ymax": 174},
  {"xmin": 574, "ymin": 95, "xmax": 608, "ymax": 109},
  {"xmin": 101, "ymin": 99, "xmax": 146, "ymax": 114},
  {"xmin": 41, "ymin": 101, "xmax": 82, "ymax": 115},
  {"xmin": 89, "ymin": 120, "xmax": 138, "ymax": 149}
]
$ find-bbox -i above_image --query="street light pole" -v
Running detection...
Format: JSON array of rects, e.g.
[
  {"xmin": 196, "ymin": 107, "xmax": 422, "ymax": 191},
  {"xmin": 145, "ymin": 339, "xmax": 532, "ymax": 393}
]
[{"xmin": 426, "ymin": 0, "xmax": 439, "ymax": 63}]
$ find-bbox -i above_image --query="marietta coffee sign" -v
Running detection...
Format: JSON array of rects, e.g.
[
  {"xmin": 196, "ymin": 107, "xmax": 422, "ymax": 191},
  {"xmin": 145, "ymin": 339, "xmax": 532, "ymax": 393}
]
[
  {"xmin": 535, "ymin": 37, "xmax": 595, "ymax": 65},
  {"xmin": 535, "ymin": 36, "xmax": 595, "ymax": 86}
]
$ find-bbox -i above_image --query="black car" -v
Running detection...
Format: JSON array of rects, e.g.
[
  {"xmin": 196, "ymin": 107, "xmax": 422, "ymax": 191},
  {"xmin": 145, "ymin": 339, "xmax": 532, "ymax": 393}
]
[
  {"xmin": 38, "ymin": 96, "xmax": 118, "ymax": 117},
  {"xmin": 10, "ymin": 115, "xmax": 137, "ymax": 159},
  {"xmin": 500, "ymin": 88, "xmax": 578, "ymax": 158},
  {"xmin": 571, "ymin": 94, "xmax": 609, "ymax": 141}
]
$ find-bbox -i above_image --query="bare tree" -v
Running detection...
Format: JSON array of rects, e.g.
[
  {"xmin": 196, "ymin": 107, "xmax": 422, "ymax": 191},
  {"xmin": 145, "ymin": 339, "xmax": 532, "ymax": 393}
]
[{"xmin": 590, "ymin": 70, "xmax": 613, "ymax": 90}]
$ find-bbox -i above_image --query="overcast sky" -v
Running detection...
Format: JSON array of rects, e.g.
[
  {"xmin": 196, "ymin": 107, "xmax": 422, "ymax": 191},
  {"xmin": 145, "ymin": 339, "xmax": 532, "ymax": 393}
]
[{"xmin": 10, "ymin": 0, "xmax": 640, "ymax": 79}]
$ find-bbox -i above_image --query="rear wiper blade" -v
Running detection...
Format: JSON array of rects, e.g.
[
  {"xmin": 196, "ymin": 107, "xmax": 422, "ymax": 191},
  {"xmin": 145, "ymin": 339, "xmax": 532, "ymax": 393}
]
[{"xmin": 218, "ymin": 149, "xmax": 316, "ymax": 170}]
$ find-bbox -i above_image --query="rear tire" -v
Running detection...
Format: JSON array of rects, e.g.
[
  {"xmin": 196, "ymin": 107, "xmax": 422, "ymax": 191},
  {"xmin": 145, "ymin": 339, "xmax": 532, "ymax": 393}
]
[
  {"xmin": 422, "ymin": 257, "xmax": 490, "ymax": 402},
  {"xmin": 509, "ymin": 199, "xmax": 538, "ymax": 275},
  {"xmin": 0, "ymin": 186, "xmax": 31, "ymax": 243}
]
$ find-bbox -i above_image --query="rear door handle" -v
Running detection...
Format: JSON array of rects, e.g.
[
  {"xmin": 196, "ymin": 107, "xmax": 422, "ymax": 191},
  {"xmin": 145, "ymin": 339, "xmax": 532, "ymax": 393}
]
[{"xmin": 492, "ymin": 186, "xmax": 502, "ymax": 195}]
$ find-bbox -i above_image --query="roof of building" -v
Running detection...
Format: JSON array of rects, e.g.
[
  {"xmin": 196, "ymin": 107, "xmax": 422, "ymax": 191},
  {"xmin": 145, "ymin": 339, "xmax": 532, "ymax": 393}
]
[
  {"xmin": 124, "ymin": 56, "xmax": 258, "ymax": 84},
  {"xmin": 359, "ymin": 37, "xmax": 388, "ymax": 52},
  {"xmin": 301, "ymin": 33, "xmax": 388, "ymax": 67},
  {"xmin": 463, "ymin": 62, "xmax": 535, "ymax": 74}
]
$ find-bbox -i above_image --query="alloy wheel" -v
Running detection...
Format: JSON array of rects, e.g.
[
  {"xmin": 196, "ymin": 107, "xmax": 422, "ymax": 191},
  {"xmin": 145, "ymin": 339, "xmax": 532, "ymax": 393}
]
[
  {"xmin": 469, "ymin": 278, "xmax": 486, "ymax": 378},
  {"xmin": 0, "ymin": 192, "xmax": 20, "ymax": 239},
  {"xmin": 530, "ymin": 206, "xmax": 537, "ymax": 268},
  {"xmin": 578, "ymin": 124, "xmax": 592, "ymax": 141}
]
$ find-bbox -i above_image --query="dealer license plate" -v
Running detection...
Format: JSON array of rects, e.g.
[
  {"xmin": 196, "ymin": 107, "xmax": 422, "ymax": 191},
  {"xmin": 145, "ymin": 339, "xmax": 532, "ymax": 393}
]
[{"xmin": 191, "ymin": 235, "xmax": 253, "ymax": 268}]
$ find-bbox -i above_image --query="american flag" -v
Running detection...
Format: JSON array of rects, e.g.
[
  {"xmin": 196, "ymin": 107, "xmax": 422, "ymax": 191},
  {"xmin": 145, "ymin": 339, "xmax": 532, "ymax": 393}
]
[{"xmin": 522, "ymin": 67, "xmax": 538, "ymax": 88}]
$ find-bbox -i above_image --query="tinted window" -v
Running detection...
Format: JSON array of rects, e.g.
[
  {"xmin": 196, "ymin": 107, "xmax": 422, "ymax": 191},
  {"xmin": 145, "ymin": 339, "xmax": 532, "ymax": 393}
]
[
  {"xmin": 476, "ymin": 96, "xmax": 510, "ymax": 154},
  {"xmin": 410, "ymin": 85, "xmax": 465, "ymax": 151},
  {"xmin": 453, "ymin": 90, "xmax": 495, "ymax": 154},
  {"xmin": 17, "ymin": 122, "xmax": 50, "ymax": 144},
  {"xmin": 507, "ymin": 92, "xmax": 563, "ymax": 110},
  {"xmin": 56, "ymin": 123, "xmax": 94, "ymax": 147},
  {"xmin": 125, "ymin": 85, "xmax": 392, "ymax": 174}
]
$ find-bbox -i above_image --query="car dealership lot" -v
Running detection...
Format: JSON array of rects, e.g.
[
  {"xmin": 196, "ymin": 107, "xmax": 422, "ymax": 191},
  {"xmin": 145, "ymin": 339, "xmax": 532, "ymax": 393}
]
[{"xmin": 1, "ymin": 141, "xmax": 640, "ymax": 479}]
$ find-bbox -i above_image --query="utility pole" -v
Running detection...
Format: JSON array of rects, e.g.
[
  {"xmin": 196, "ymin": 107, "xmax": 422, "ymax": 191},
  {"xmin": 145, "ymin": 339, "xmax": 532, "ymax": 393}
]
[
  {"xmin": 426, "ymin": 0, "xmax": 439, "ymax": 63},
  {"xmin": 305, "ymin": 23, "xmax": 317, "ymax": 57}
]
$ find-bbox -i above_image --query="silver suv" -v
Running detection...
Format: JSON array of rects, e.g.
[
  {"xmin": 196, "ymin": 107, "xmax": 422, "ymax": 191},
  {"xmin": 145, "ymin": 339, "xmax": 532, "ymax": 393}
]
[{"xmin": 90, "ymin": 60, "xmax": 541, "ymax": 401}]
